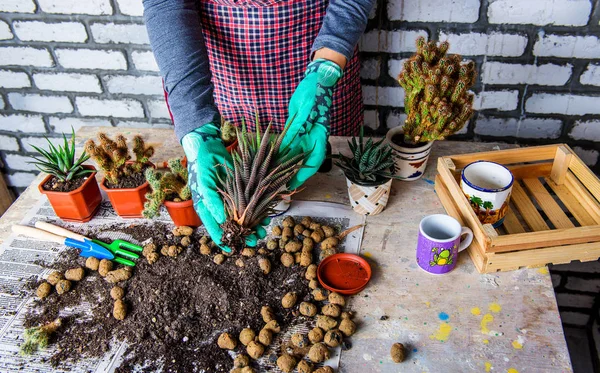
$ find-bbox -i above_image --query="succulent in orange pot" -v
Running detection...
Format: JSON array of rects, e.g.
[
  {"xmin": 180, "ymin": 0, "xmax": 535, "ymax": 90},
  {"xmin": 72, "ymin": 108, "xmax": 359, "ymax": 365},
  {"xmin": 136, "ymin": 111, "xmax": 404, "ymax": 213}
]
[
  {"xmin": 31, "ymin": 128, "xmax": 101, "ymax": 222},
  {"xmin": 85, "ymin": 133, "xmax": 155, "ymax": 218},
  {"xmin": 143, "ymin": 157, "xmax": 201, "ymax": 227}
]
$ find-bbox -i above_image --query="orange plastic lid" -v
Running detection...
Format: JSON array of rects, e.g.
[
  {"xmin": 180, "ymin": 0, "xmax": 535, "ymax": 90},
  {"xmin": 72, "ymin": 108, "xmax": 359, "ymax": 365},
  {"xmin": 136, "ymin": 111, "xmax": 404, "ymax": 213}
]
[{"xmin": 317, "ymin": 253, "xmax": 372, "ymax": 295}]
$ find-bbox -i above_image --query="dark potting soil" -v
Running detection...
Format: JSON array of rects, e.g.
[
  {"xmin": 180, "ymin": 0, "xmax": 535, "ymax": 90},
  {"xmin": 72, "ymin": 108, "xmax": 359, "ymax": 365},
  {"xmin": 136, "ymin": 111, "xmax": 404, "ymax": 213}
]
[
  {"xmin": 104, "ymin": 168, "xmax": 148, "ymax": 189},
  {"xmin": 42, "ymin": 176, "xmax": 86, "ymax": 193},
  {"xmin": 391, "ymin": 133, "xmax": 428, "ymax": 148},
  {"xmin": 24, "ymin": 222, "xmax": 309, "ymax": 372}
]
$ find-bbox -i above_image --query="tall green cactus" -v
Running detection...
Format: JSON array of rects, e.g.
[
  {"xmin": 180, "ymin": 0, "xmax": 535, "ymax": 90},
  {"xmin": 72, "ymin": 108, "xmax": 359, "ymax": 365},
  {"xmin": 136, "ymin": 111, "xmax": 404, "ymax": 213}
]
[
  {"xmin": 143, "ymin": 158, "xmax": 191, "ymax": 218},
  {"xmin": 220, "ymin": 119, "xmax": 237, "ymax": 145},
  {"xmin": 398, "ymin": 37, "xmax": 476, "ymax": 144}
]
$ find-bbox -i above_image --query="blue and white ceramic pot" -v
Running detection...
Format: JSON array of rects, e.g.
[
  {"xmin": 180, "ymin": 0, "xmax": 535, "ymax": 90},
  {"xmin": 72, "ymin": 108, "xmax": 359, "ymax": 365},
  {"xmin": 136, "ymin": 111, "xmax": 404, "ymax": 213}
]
[{"xmin": 385, "ymin": 127, "xmax": 433, "ymax": 181}]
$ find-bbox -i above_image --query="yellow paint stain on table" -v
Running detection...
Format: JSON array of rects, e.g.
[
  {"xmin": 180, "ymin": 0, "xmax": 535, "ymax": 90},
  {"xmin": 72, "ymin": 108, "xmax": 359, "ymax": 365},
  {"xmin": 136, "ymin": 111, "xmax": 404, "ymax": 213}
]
[
  {"xmin": 425, "ymin": 301, "xmax": 431, "ymax": 308},
  {"xmin": 485, "ymin": 362, "xmax": 492, "ymax": 372},
  {"xmin": 481, "ymin": 314, "xmax": 494, "ymax": 334},
  {"xmin": 489, "ymin": 303, "xmax": 502, "ymax": 313},
  {"xmin": 471, "ymin": 307, "xmax": 481, "ymax": 316},
  {"xmin": 483, "ymin": 339, "xmax": 489, "ymax": 344},
  {"xmin": 430, "ymin": 322, "xmax": 452, "ymax": 342},
  {"xmin": 512, "ymin": 340, "xmax": 523, "ymax": 349},
  {"xmin": 324, "ymin": 193, "xmax": 332, "ymax": 199},
  {"xmin": 537, "ymin": 267, "xmax": 549, "ymax": 275},
  {"xmin": 362, "ymin": 252, "xmax": 372, "ymax": 258},
  {"xmin": 507, "ymin": 368, "xmax": 519, "ymax": 373}
]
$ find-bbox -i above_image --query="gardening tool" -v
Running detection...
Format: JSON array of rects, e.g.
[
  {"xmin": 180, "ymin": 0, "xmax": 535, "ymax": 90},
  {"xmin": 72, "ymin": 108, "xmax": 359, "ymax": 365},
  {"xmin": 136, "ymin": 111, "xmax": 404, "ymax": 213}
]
[
  {"xmin": 12, "ymin": 225, "xmax": 114, "ymax": 261},
  {"xmin": 33, "ymin": 222, "xmax": 143, "ymax": 267}
]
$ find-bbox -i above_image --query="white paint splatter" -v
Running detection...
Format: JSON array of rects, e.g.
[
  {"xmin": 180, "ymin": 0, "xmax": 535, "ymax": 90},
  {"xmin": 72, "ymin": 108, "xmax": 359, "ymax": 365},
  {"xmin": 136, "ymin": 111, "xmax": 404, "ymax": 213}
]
[{"xmin": 363, "ymin": 353, "xmax": 373, "ymax": 361}]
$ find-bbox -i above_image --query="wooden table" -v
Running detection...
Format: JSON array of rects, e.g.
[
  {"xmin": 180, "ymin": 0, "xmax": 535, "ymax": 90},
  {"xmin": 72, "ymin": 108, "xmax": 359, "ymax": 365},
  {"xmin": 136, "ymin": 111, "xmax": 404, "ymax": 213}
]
[{"xmin": 0, "ymin": 127, "xmax": 572, "ymax": 373}]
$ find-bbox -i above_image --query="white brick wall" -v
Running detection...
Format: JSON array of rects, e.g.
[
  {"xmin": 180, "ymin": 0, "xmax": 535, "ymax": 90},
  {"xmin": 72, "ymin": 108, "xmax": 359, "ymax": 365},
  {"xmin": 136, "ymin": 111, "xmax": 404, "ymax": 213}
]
[
  {"xmin": 386, "ymin": 112, "xmax": 408, "ymax": 129},
  {"xmin": 37, "ymin": 0, "xmax": 112, "ymax": 15},
  {"xmin": 104, "ymin": 75, "xmax": 163, "ymax": 95},
  {"xmin": 360, "ymin": 30, "xmax": 428, "ymax": 53},
  {"xmin": 0, "ymin": 47, "xmax": 53, "ymax": 67},
  {"xmin": 361, "ymin": 59, "xmax": 380, "ymax": 80},
  {"xmin": 90, "ymin": 23, "xmax": 149, "ymax": 45},
  {"xmin": 0, "ymin": 20, "xmax": 12, "ymax": 40},
  {"xmin": 581, "ymin": 64, "xmax": 600, "ymax": 87},
  {"xmin": 13, "ymin": 21, "xmax": 88, "ymax": 43},
  {"xmin": 388, "ymin": 0, "xmax": 480, "ymax": 23},
  {"xmin": 22, "ymin": 136, "xmax": 66, "ymax": 152},
  {"xmin": 55, "ymin": 49, "xmax": 126, "ymax": 70},
  {"xmin": 0, "ymin": 135, "xmax": 19, "ymax": 151},
  {"xmin": 4, "ymin": 154, "xmax": 38, "ymax": 172},
  {"xmin": 473, "ymin": 90, "xmax": 519, "ymax": 111},
  {"xmin": 0, "ymin": 70, "xmax": 31, "ymax": 88},
  {"xmin": 0, "ymin": 0, "xmax": 36, "ymax": 13},
  {"xmin": 5, "ymin": 172, "xmax": 37, "ymax": 188},
  {"xmin": 131, "ymin": 51, "xmax": 159, "ymax": 72},
  {"xmin": 49, "ymin": 117, "xmax": 112, "ymax": 133},
  {"xmin": 570, "ymin": 120, "xmax": 600, "ymax": 141},
  {"xmin": 534, "ymin": 34, "xmax": 600, "ymax": 59},
  {"xmin": 364, "ymin": 110, "xmax": 379, "ymax": 130},
  {"xmin": 8, "ymin": 93, "xmax": 73, "ymax": 114},
  {"xmin": 488, "ymin": 0, "xmax": 592, "ymax": 26},
  {"xmin": 33, "ymin": 73, "xmax": 102, "ymax": 93},
  {"xmin": 0, "ymin": 114, "xmax": 45, "ymax": 133},
  {"xmin": 573, "ymin": 147, "xmax": 599, "ymax": 167},
  {"xmin": 76, "ymin": 97, "xmax": 144, "ymax": 118},
  {"xmin": 147, "ymin": 99, "xmax": 171, "ymax": 119},
  {"xmin": 440, "ymin": 32, "xmax": 527, "ymax": 57},
  {"xmin": 117, "ymin": 0, "xmax": 144, "ymax": 17},
  {"xmin": 362, "ymin": 86, "xmax": 404, "ymax": 107},
  {"xmin": 481, "ymin": 62, "xmax": 572, "ymax": 86},
  {"xmin": 526, "ymin": 94, "xmax": 600, "ymax": 115},
  {"xmin": 475, "ymin": 116, "xmax": 563, "ymax": 139}
]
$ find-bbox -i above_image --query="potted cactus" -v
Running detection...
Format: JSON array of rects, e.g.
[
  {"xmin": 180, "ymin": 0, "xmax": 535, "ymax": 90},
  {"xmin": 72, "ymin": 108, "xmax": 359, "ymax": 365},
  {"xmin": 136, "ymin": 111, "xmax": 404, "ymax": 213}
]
[
  {"xmin": 388, "ymin": 37, "xmax": 476, "ymax": 181},
  {"xmin": 218, "ymin": 121, "xmax": 306, "ymax": 251},
  {"xmin": 335, "ymin": 127, "xmax": 398, "ymax": 216},
  {"xmin": 31, "ymin": 129, "xmax": 101, "ymax": 222},
  {"xmin": 85, "ymin": 133, "xmax": 155, "ymax": 218},
  {"xmin": 143, "ymin": 157, "xmax": 201, "ymax": 227},
  {"xmin": 221, "ymin": 119, "xmax": 238, "ymax": 153}
]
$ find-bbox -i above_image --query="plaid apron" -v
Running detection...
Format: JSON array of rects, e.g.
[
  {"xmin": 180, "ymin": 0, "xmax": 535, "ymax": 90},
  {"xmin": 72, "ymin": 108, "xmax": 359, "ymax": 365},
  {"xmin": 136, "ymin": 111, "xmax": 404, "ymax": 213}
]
[{"xmin": 193, "ymin": 0, "xmax": 363, "ymax": 136}]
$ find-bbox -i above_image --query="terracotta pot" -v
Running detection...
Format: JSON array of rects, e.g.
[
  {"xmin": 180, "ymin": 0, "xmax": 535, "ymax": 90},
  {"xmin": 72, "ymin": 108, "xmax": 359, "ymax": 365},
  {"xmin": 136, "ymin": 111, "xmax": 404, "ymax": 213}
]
[
  {"xmin": 226, "ymin": 138, "xmax": 238, "ymax": 153},
  {"xmin": 164, "ymin": 199, "xmax": 202, "ymax": 227},
  {"xmin": 38, "ymin": 165, "xmax": 102, "ymax": 222},
  {"xmin": 345, "ymin": 173, "xmax": 393, "ymax": 216},
  {"xmin": 100, "ymin": 162, "xmax": 154, "ymax": 218},
  {"xmin": 386, "ymin": 127, "xmax": 433, "ymax": 181}
]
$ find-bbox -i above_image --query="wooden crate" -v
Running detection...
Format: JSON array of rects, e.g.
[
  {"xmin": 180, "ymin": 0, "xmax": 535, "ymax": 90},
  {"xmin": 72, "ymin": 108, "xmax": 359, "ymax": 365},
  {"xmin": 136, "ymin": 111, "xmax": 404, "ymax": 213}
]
[{"xmin": 435, "ymin": 144, "xmax": 600, "ymax": 273}]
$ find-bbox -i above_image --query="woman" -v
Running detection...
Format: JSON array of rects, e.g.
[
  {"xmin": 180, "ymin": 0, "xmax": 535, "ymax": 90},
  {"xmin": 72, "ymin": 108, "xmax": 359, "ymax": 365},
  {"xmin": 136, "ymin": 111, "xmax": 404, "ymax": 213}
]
[{"xmin": 143, "ymin": 0, "xmax": 375, "ymax": 248}]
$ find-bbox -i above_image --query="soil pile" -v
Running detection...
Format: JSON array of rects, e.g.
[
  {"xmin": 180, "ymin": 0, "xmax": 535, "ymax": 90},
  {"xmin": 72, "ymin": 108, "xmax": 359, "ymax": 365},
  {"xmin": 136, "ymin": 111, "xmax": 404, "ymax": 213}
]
[{"xmin": 25, "ymin": 222, "xmax": 308, "ymax": 372}]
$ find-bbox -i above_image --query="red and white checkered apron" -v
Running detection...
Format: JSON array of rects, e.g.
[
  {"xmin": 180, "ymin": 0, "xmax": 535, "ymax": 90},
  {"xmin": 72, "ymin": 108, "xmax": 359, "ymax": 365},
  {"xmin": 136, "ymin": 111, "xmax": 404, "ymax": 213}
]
[{"xmin": 177, "ymin": 0, "xmax": 362, "ymax": 136}]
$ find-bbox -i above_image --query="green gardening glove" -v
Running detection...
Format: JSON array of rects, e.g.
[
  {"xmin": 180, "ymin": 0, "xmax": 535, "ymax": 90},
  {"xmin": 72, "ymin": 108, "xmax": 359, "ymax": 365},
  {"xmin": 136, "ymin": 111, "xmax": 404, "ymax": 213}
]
[
  {"xmin": 182, "ymin": 123, "xmax": 267, "ymax": 251},
  {"xmin": 283, "ymin": 59, "xmax": 343, "ymax": 190}
]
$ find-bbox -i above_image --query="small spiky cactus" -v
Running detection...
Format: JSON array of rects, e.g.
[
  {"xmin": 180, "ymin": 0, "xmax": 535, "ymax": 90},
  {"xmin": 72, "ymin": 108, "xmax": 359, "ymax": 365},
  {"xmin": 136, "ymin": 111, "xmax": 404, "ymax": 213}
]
[
  {"xmin": 221, "ymin": 119, "xmax": 237, "ymax": 145},
  {"xmin": 398, "ymin": 37, "xmax": 476, "ymax": 144},
  {"xmin": 20, "ymin": 318, "xmax": 61, "ymax": 356},
  {"xmin": 143, "ymin": 158, "xmax": 191, "ymax": 218},
  {"xmin": 218, "ymin": 118, "xmax": 306, "ymax": 250},
  {"xmin": 85, "ymin": 133, "xmax": 154, "ymax": 185}
]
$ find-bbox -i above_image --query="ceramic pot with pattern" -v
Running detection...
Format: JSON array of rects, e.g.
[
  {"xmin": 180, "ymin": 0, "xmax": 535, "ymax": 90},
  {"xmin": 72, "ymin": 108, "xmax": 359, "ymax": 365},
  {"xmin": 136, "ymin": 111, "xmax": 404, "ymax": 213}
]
[
  {"xmin": 345, "ymin": 173, "xmax": 393, "ymax": 216},
  {"xmin": 385, "ymin": 127, "xmax": 433, "ymax": 181}
]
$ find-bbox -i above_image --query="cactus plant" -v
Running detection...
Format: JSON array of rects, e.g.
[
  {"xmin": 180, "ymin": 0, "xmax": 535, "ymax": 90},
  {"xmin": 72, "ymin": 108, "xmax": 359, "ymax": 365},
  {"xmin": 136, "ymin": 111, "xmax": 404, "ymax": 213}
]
[
  {"xmin": 335, "ymin": 126, "xmax": 398, "ymax": 183},
  {"xmin": 143, "ymin": 158, "xmax": 191, "ymax": 218},
  {"xmin": 20, "ymin": 318, "xmax": 61, "ymax": 356},
  {"xmin": 221, "ymin": 119, "xmax": 237, "ymax": 145},
  {"xmin": 218, "ymin": 116, "xmax": 306, "ymax": 250},
  {"xmin": 398, "ymin": 37, "xmax": 476, "ymax": 144},
  {"xmin": 85, "ymin": 133, "xmax": 154, "ymax": 185}
]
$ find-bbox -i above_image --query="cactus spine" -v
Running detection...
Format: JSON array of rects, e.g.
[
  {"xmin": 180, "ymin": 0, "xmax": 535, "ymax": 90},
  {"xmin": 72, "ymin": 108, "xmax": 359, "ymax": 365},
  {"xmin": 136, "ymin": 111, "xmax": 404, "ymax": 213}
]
[
  {"xmin": 398, "ymin": 37, "xmax": 476, "ymax": 144},
  {"xmin": 143, "ymin": 158, "xmax": 191, "ymax": 219}
]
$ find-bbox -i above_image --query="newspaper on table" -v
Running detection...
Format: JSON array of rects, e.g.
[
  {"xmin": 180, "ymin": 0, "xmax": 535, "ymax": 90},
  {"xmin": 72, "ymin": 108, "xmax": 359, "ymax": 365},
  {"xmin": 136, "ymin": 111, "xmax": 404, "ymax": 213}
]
[{"xmin": 0, "ymin": 197, "xmax": 366, "ymax": 372}]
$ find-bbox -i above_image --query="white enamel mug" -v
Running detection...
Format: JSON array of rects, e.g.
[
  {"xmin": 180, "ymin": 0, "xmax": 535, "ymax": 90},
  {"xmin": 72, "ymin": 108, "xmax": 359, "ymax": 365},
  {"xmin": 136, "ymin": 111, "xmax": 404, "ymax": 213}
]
[{"xmin": 461, "ymin": 161, "xmax": 514, "ymax": 228}]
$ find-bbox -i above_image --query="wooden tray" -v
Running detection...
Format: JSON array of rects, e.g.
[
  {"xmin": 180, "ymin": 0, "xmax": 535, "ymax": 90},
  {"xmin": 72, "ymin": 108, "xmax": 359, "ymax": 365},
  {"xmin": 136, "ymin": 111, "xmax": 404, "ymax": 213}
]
[{"xmin": 435, "ymin": 144, "xmax": 600, "ymax": 273}]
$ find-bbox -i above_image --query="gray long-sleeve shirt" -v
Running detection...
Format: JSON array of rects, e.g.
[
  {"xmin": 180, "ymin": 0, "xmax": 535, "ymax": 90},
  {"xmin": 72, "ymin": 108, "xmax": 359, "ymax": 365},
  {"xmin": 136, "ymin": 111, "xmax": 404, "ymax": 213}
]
[{"xmin": 143, "ymin": 0, "xmax": 375, "ymax": 142}]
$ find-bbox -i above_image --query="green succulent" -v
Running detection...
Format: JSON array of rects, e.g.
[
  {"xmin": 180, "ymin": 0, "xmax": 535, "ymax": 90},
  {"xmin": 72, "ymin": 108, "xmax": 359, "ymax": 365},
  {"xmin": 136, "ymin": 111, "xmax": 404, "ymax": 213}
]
[
  {"xmin": 143, "ymin": 158, "xmax": 191, "ymax": 219},
  {"xmin": 220, "ymin": 119, "xmax": 237, "ymax": 145},
  {"xmin": 29, "ymin": 128, "xmax": 93, "ymax": 182},
  {"xmin": 20, "ymin": 318, "xmax": 61, "ymax": 356},
  {"xmin": 335, "ymin": 127, "xmax": 398, "ymax": 183}
]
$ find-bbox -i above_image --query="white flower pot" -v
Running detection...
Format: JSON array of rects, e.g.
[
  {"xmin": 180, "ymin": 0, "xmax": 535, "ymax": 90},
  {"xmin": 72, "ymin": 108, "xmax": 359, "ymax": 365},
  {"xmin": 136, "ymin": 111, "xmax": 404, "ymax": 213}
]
[
  {"xmin": 385, "ymin": 127, "xmax": 433, "ymax": 181},
  {"xmin": 345, "ymin": 175, "xmax": 393, "ymax": 216}
]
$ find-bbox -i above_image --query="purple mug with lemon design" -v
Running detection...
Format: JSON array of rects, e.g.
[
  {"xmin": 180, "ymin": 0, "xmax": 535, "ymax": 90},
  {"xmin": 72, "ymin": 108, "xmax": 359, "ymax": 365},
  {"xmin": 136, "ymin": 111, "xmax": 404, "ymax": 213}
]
[{"xmin": 416, "ymin": 214, "xmax": 474, "ymax": 275}]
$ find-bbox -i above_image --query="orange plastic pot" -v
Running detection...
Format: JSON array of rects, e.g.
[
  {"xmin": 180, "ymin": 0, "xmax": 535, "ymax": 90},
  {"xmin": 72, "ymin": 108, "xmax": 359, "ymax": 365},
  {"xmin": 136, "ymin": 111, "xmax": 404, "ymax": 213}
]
[
  {"xmin": 38, "ymin": 166, "xmax": 102, "ymax": 223},
  {"xmin": 164, "ymin": 199, "xmax": 202, "ymax": 227},
  {"xmin": 226, "ymin": 139, "xmax": 238, "ymax": 153},
  {"xmin": 100, "ymin": 163, "xmax": 154, "ymax": 218}
]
